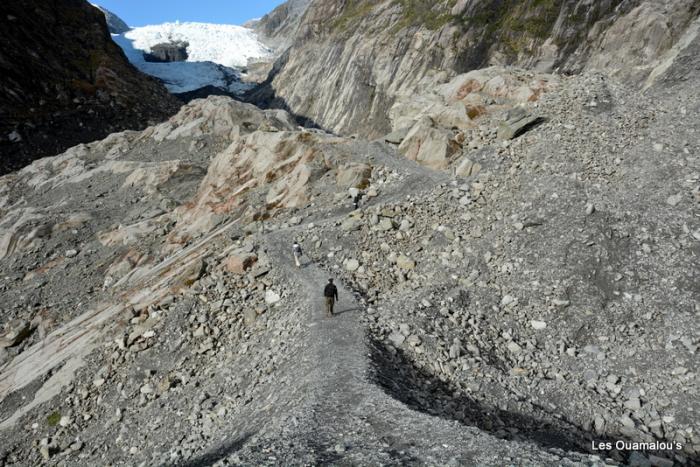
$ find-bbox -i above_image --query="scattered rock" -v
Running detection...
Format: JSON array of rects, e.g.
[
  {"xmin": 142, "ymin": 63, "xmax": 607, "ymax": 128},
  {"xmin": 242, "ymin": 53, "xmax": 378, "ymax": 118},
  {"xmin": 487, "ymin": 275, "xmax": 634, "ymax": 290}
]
[
  {"xmin": 345, "ymin": 259, "xmax": 360, "ymax": 272},
  {"xmin": 396, "ymin": 255, "xmax": 416, "ymax": 270},
  {"xmin": 507, "ymin": 342, "xmax": 522, "ymax": 354},
  {"xmin": 497, "ymin": 108, "xmax": 544, "ymax": 140},
  {"xmin": 224, "ymin": 253, "xmax": 258, "ymax": 274},
  {"xmin": 0, "ymin": 319, "xmax": 32, "ymax": 348},
  {"xmin": 264, "ymin": 290, "xmax": 281, "ymax": 305}
]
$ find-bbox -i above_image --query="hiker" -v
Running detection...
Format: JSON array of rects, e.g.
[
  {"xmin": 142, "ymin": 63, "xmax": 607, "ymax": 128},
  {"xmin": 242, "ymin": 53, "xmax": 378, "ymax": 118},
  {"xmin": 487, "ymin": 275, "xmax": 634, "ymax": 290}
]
[
  {"xmin": 323, "ymin": 278, "xmax": 338, "ymax": 317},
  {"xmin": 292, "ymin": 241, "xmax": 303, "ymax": 268},
  {"xmin": 352, "ymin": 192, "xmax": 361, "ymax": 210}
]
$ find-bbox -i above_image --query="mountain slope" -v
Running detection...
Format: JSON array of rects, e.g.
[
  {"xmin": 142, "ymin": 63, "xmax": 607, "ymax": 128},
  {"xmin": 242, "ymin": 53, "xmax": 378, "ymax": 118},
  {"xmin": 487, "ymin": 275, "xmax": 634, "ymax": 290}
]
[
  {"xmin": 252, "ymin": 0, "xmax": 312, "ymax": 51},
  {"xmin": 252, "ymin": 0, "xmax": 700, "ymax": 137},
  {"xmin": 0, "ymin": 0, "xmax": 180, "ymax": 175},
  {"xmin": 0, "ymin": 1, "xmax": 698, "ymax": 465}
]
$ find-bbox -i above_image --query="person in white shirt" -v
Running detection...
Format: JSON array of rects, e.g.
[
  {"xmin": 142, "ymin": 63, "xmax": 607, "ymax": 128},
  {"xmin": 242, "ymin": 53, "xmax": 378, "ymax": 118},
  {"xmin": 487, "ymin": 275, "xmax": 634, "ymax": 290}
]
[{"xmin": 292, "ymin": 241, "xmax": 303, "ymax": 268}]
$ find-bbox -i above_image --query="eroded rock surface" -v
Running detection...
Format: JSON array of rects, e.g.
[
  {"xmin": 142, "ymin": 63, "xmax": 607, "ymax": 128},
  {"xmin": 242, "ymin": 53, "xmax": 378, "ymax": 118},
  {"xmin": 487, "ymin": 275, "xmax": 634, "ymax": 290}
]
[{"xmin": 0, "ymin": 1, "xmax": 698, "ymax": 466}]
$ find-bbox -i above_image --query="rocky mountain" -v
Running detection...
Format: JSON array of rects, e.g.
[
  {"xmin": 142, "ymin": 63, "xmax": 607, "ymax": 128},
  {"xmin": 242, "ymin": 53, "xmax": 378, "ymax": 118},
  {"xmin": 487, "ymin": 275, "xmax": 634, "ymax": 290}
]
[
  {"xmin": 254, "ymin": 0, "xmax": 700, "ymax": 137},
  {"xmin": 93, "ymin": 4, "xmax": 130, "ymax": 34},
  {"xmin": 252, "ymin": 0, "xmax": 312, "ymax": 51},
  {"xmin": 0, "ymin": 0, "xmax": 180, "ymax": 175},
  {"xmin": 0, "ymin": 0, "xmax": 698, "ymax": 466}
]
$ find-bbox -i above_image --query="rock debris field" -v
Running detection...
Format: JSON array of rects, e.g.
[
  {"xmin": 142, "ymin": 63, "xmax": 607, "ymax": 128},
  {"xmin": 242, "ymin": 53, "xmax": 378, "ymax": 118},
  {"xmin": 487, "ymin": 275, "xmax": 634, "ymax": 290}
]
[{"xmin": 0, "ymin": 55, "xmax": 699, "ymax": 466}]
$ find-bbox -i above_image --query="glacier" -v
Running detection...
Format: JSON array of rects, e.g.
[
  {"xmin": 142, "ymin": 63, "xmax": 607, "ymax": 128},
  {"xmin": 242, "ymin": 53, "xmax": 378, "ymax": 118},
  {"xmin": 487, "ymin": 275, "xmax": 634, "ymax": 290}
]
[{"xmin": 112, "ymin": 22, "xmax": 272, "ymax": 95}]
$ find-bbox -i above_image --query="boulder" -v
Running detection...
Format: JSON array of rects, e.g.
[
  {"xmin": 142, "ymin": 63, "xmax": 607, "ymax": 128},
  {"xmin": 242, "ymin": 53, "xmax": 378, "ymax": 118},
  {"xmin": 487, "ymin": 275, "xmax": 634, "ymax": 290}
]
[
  {"xmin": 497, "ymin": 108, "xmax": 544, "ymax": 140},
  {"xmin": 341, "ymin": 218, "xmax": 362, "ymax": 232},
  {"xmin": 345, "ymin": 259, "xmax": 360, "ymax": 272},
  {"xmin": 265, "ymin": 289, "xmax": 281, "ymax": 305},
  {"xmin": 396, "ymin": 255, "xmax": 416, "ymax": 270},
  {"xmin": 384, "ymin": 127, "xmax": 410, "ymax": 144},
  {"xmin": 507, "ymin": 342, "xmax": 522, "ymax": 354},
  {"xmin": 224, "ymin": 253, "xmax": 258, "ymax": 274},
  {"xmin": 144, "ymin": 41, "xmax": 189, "ymax": 62},
  {"xmin": 243, "ymin": 309, "xmax": 257, "ymax": 326},
  {"xmin": 398, "ymin": 117, "xmax": 460, "ymax": 170},
  {"xmin": 454, "ymin": 157, "xmax": 481, "ymax": 177},
  {"xmin": 336, "ymin": 163, "xmax": 372, "ymax": 189},
  {"xmin": 377, "ymin": 218, "xmax": 394, "ymax": 231},
  {"xmin": 0, "ymin": 319, "xmax": 32, "ymax": 348}
]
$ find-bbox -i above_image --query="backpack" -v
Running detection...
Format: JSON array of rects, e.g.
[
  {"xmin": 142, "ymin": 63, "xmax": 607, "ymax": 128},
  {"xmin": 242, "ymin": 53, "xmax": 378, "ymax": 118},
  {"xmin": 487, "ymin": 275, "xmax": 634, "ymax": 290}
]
[{"xmin": 293, "ymin": 244, "xmax": 302, "ymax": 255}]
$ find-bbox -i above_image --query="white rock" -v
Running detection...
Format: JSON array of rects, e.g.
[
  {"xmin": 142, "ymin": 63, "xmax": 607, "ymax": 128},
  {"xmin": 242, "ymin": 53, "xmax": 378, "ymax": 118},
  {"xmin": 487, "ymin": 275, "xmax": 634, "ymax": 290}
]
[
  {"xmin": 345, "ymin": 259, "xmax": 360, "ymax": 272},
  {"xmin": 500, "ymin": 294, "xmax": 517, "ymax": 306},
  {"xmin": 666, "ymin": 194, "xmax": 682, "ymax": 206},
  {"xmin": 530, "ymin": 320, "xmax": 547, "ymax": 330},
  {"xmin": 507, "ymin": 342, "xmax": 522, "ymax": 354},
  {"xmin": 388, "ymin": 332, "xmax": 405, "ymax": 347},
  {"xmin": 264, "ymin": 290, "xmax": 281, "ymax": 305}
]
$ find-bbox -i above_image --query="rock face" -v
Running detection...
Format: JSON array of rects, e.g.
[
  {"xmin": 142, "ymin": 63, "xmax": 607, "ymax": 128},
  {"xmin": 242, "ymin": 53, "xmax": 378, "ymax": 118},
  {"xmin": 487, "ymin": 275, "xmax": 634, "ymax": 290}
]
[
  {"xmin": 252, "ymin": 0, "xmax": 312, "ymax": 51},
  {"xmin": 143, "ymin": 41, "xmax": 189, "ymax": 62},
  {"xmin": 0, "ymin": 1, "xmax": 699, "ymax": 466},
  {"xmin": 0, "ymin": 0, "xmax": 180, "ymax": 175},
  {"xmin": 93, "ymin": 4, "xmax": 130, "ymax": 34},
  {"xmin": 254, "ymin": 0, "xmax": 700, "ymax": 137}
]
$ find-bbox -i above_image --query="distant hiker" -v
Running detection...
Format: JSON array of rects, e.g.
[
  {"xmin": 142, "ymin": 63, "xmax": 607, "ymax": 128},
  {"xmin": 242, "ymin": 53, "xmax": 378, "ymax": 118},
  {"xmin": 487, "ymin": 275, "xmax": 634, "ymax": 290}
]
[
  {"xmin": 352, "ymin": 192, "xmax": 361, "ymax": 210},
  {"xmin": 292, "ymin": 241, "xmax": 303, "ymax": 268},
  {"xmin": 324, "ymin": 278, "xmax": 338, "ymax": 317}
]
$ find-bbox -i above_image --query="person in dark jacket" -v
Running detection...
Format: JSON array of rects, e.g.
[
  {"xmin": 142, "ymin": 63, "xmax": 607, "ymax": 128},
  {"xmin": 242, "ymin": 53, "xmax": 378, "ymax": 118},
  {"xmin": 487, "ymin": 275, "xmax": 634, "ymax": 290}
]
[
  {"xmin": 352, "ymin": 193, "xmax": 361, "ymax": 210},
  {"xmin": 292, "ymin": 241, "xmax": 303, "ymax": 268},
  {"xmin": 323, "ymin": 278, "xmax": 338, "ymax": 317}
]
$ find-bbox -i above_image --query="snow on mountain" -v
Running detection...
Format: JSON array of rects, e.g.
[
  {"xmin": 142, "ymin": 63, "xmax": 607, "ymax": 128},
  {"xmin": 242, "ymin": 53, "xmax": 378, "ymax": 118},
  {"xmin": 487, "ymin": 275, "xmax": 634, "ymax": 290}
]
[
  {"xmin": 113, "ymin": 35, "xmax": 238, "ymax": 94},
  {"xmin": 112, "ymin": 22, "xmax": 271, "ymax": 95},
  {"xmin": 125, "ymin": 22, "xmax": 271, "ymax": 68}
]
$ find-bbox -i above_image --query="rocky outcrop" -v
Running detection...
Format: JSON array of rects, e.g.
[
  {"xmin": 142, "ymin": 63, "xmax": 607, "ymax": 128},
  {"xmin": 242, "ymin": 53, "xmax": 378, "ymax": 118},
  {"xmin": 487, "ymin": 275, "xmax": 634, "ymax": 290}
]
[
  {"xmin": 0, "ymin": 0, "xmax": 180, "ymax": 175},
  {"xmin": 252, "ymin": 0, "xmax": 312, "ymax": 51},
  {"xmin": 143, "ymin": 41, "xmax": 189, "ymax": 62},
  {"xmin": 254, "ymin": 0, "xmax": 700, "ymax": 138}
]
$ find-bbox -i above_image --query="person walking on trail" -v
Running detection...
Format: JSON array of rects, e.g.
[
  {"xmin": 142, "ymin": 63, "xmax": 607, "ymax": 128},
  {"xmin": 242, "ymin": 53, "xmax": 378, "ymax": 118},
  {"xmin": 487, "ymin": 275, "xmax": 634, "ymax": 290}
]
[
  {"xmin": 352, "ymin": 192, "xmax": 362, "ymax": 210},
  {"xmin": 292, "ymin": 241, "xmax": 303, "ymax": 268},
  {"xmin": 324, "ymin": 278, "xmax": 338, "ymax": 317}
]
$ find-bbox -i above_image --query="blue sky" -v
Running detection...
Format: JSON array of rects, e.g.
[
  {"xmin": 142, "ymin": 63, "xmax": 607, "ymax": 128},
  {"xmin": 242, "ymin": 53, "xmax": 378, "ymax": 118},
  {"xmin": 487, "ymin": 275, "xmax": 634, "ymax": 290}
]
[{"xmin": 95, "ymin": 0, "xmax": 287, "ymax": 27}]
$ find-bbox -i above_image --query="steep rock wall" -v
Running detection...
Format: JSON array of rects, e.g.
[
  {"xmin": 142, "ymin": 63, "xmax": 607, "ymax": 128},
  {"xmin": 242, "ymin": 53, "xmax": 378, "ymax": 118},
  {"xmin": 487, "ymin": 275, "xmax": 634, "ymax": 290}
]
[
  {"xmin": 0, "ymin": 0, "xmax": 180, "ymax": 174},
  {"xmin": 255, "ymin": 0, "xmax": 700, "ymax": 137}
]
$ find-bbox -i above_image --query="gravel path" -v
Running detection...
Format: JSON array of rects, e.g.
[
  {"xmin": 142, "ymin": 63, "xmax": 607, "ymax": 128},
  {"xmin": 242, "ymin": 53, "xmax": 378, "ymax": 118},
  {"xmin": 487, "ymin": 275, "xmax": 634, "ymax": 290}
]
[{"xmin": 220, "ymin": 227, "xmax": 595, "ymax": 466}]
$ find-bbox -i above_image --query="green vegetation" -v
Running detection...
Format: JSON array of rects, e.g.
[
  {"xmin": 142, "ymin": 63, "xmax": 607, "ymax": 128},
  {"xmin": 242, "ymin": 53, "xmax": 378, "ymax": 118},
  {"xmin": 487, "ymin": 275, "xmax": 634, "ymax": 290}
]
[
  {"xmin": 331, "ymin": 0, "xmax": 458, "ymax": 35},
  {"xmin": 332, "ymin": 0, "xmax": 376, "ymax": 33},
  {"xmin": 502, "ymin": 0, "xmax": 559, "ymax": 40},
  {"xmin": 329, "ymin": 0, "xmax": 563, "ymax": 53},
  {"xmin": 47, "ymin": 411, "xmax": 61, "ymax": 427},
  {"xmin": 390, "ymin": 0, "xmax": 456, "ymax": 32},
  {"xmin": 451, "ymin": 0, "xmax": 563, "ymax": 58}
]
